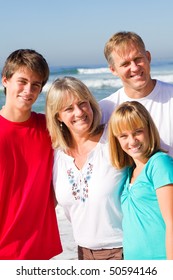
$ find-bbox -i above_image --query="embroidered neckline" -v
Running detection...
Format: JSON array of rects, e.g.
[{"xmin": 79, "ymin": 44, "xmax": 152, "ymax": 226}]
[{"xmin": 67, "ymin": 163, "xmax": 93, "ymax": 202}]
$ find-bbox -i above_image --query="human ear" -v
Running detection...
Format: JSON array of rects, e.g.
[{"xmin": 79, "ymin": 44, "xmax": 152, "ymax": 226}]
[
  {"xmin": 1, "ymin": 76, "xmax": 8, "ymax": 87},
  {"xmin": 56, "ymin": 113, "xmax": 62, "ymax": 122},
  {"xmin": 146, "ymin": 51, "xmax": 151, "ymax": 63},
  {"xmin": 109, "ymin": 65, "xmax": 118, "ymax": 77}
]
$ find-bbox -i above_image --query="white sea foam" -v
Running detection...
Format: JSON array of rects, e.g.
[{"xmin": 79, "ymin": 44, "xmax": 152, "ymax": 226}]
[
  {"xmin": 42, "ymin": 71, "xmax": 173, "ymax": 94},
  {"xmin": 78, "ymin": 67, "xmax": 110, "ymax": 75},
  {"xmin": 41, "ymin": 78, "xmax": 122, "ymax": 94},
  {"xmin": 83, "ymin": 78, "xmax": 122, "ymax": 88},
  {"xmin": 152, "ymin": 74, "xmax": 173, "ymax": 83}
]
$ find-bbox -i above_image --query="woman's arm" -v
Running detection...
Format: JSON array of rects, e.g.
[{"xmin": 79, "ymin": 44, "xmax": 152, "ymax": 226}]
[{"xmin": 156, "ymin": 185, "xmax": 173, "ymax": 260}]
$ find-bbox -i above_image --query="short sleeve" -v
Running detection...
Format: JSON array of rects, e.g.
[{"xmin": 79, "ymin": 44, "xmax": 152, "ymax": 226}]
[{"xmin": 148, "ymin": 153, "xmax": 173, "ymax": 190}]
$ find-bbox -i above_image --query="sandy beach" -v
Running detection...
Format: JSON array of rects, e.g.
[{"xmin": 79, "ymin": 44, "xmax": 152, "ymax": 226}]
[{"xmin": 52, "ymin": 206, "xmax": 78, "ymax": 260}]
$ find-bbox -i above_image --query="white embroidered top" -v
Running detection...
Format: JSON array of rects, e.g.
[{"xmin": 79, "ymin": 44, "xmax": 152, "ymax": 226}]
[{"xmin": 53, "ymin": 126, "xmax": 127, "ymax": 249}]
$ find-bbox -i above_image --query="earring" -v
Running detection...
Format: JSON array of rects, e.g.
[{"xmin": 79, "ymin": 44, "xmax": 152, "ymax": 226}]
[{"xmin": 60, "ymin": 122, "xmax": 63, "ymax": 131}]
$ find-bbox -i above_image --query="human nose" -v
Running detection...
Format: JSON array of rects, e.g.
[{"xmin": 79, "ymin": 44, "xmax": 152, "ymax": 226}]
[
  {"xmin": 24, "ymin": 83, "xmax": 32, "ymax": 94},
  {"xmin": 74, "ymin": 105, "xmax": 83, "ymax": 115},
  {"xmin": 129, "ymin": 134, "xmax": 137, "ymax": 145},
  {"xmin": 130, "ymin": 61, "xmax": 139, "ymax": 71}
]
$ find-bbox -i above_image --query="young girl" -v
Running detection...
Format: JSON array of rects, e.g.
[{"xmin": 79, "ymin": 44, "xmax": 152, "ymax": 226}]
[{"xmin": 108, "ymin": 100, "xmax": 173, "ymax": 260}]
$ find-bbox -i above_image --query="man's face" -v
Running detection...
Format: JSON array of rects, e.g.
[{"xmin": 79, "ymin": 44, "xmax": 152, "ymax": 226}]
[{"xmin": 109, "ymin": 44, "xmax": 152, "ymax": 96}]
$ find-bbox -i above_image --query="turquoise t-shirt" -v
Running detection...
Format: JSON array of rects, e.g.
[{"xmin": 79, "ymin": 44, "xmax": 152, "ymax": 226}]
[{"xmin": 121, "ymin": 151, "xmax": 173, "ymax": 260}]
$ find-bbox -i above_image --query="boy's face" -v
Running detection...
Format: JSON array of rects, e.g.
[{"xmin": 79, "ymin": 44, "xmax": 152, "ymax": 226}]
[{"xmin": 2, "ymin": 67, "xmax": 43, "ymax": 112}]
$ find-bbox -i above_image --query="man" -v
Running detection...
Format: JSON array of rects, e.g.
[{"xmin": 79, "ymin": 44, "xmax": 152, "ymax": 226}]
[
  {"xmin": 0, "ymin": 49, "xmax": 62, "ymax": 259},
  {"xmin": 100, "ymin": 31, "xmax": 173, "ymax": 156}
]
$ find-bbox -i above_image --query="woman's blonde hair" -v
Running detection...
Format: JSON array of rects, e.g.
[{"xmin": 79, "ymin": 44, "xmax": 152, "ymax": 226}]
[
  {"xmin": 108, "ymin": 101, "xmax": 162, "ymax": 169},
  {"xmin": 46, "ymin": 76, "xmax": 102, "ymax": 150}
]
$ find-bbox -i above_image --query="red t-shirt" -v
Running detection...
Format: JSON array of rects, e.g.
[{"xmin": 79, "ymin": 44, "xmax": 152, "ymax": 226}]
[{"xmin": 0, "ymin": 112, "xmax": 62, "ymax": 259}]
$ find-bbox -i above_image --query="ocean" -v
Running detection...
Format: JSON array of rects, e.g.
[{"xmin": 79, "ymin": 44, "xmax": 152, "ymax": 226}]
[
  {"xmin": 1, "ymin": 59, "xmax": 173, "ymax": 112},
  {"xmin": 1, "ymin": 59, "xmax": 173, "ymax": 260}
]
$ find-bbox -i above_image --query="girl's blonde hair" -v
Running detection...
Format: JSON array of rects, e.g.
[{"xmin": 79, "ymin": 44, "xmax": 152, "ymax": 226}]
[
  {"xmin": 46, "ymin": 76, "xmax": 102, "ymax": 150},
  {"xmin": 108, "ymin": 101, "xmax": 162, "ymax": 169}
]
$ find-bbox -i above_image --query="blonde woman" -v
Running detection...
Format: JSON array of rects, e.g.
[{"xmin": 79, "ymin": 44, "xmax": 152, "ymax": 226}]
[{"xmin": 46, "ymin": 76, "xmax": 127, "ymax": 260}]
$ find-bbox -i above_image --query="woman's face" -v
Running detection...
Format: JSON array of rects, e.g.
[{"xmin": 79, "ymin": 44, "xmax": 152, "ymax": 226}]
[{"xmin": 58, "ymin": 97, "xmax": 93, "ymax": 137}]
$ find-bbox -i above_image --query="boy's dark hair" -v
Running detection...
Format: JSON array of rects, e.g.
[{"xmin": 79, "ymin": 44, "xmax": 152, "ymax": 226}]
[{"xmin": 1, "ymin": 49, "xmax": 49, "ymax": 94}]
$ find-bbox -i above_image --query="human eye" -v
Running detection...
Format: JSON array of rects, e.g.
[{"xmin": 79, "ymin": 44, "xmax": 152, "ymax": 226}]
[
  {"xmin": 80, "ymin": 100, "xmax": 87, "ymax": 105},
  {"xmin": 17, "ymin": 79, "xmax": 26, "ymax": 85},
  {"xmin": 135, "ymin": 128, "xmax": 144, "ymax": 135},
  {"xmin": 134, "ymin": 56, "xmax": 143, "ymax": 64},
  {"xmin": 33, "ymin": 82, "xmax": 42, "ymax": 88},
  {"xmin": 79, "ymin": 101, "xmax": 88, "ymax": 107},
  {"xmin": 64, "ymin": 106, "xmax": 73, "ymax": 112},
  {"xmin": 121, "ymin": 62, "xmax": 129, "ymax": 68},
  {"xmin": 32, "ymin": 83, "xmax": 42, "ymax": 91},
  {"xmin": 119, "ymin": 133, "xmax": 127, "ymax": 139}
]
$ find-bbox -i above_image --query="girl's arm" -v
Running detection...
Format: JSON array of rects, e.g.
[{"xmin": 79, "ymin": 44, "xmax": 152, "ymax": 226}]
[{"xmin": 156, "ymin": 185, "xmax": 173, "ymax": 260}]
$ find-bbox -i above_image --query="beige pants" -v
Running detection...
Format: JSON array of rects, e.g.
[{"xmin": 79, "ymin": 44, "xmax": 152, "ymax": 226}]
[{"xmin": 78, "ymin": 246, "xmax": 123, "ymax": 260}]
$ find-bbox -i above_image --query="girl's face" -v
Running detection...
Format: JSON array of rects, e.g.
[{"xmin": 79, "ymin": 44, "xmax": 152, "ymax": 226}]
[{"xmin": 117, "ymin": 126, "xmax": 150, "ymax": 163}]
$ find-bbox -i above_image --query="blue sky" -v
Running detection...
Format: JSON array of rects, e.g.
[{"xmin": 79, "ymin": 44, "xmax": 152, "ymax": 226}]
[{"xmin": 1, "ymin": 0, "xmax": 173, "ymax": 67}]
